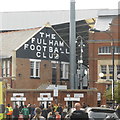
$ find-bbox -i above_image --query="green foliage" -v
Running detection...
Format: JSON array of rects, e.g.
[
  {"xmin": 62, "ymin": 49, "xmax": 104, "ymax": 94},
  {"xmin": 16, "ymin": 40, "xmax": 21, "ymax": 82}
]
[{"xmin": 105, "ymin": 82, "xmax": 120, "ymax": 103}]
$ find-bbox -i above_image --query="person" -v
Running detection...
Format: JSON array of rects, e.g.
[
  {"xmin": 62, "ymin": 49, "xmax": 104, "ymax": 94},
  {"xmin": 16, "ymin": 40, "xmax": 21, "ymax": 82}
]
[
  {"xmin": 12, "ymin": 104, "xmax": 19, "ymax": 120},
  {"xmin": 30, "ymin": 104, "xmax": 36, "ymax": 120},
  {"xmin": 21, "ymin": 105, "xmax": 29, "ymax": 120},
  {"xmin": 19, "ymin": 102, "xmax": 24, "ymax": 113},
  {"xmin": 82, "ymin": 102, "xmax": 88, "ymax": 109},
  {"xmin": 62, "ymin": 106, "xmax": 68, "ymax": 120},
  {"xmin": 70, "ymin": 103, "xmax": 88, "ymax": 120},
  {"xmin": 6, "ymin": 104, "xmax": 13, "ymax": 120},
  {"xmin": 41, "ymin": 108, "xmax": 48, "ymax": 119},
  {"xmin": 56, "ymin": 103, "xmax": 63, "ymax": 116},
  {"xmin": 55, "ymin": 112, "xmax": 61, "ymax": 120},
  {"xmin": 27, "ymin": 103, "xmax": 32, "ymax": 119},
  {"xmin": 116, "ymin": 104, "xmax": 120, "ymax": 118},
  {"xmin": 32, "ymin": 107, "xmax": 46, "ymax": 120}
]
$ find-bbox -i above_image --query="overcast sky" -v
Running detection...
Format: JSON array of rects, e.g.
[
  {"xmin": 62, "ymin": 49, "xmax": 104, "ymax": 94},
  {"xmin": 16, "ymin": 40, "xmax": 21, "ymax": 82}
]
[
  {"xmin": 0, "ymin": 0, "xmax": 119, "ymax": 12},
  {"xmin": 0, "ymin": 0, "xmax": 119, "ymax": 30}
]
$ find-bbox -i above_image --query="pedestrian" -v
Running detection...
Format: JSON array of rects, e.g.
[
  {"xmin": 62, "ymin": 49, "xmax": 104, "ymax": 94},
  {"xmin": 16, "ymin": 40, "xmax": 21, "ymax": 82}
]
[
  {"xmin": 30, "ymin": 104, "xmax": 36, "ymax": 120},
  {"xmin": 12, "ymin": 104, "xmax": 19, "ymax": 120},
  {"xmin": 27, "ymin": 103, "xmax": 32, "ymax": 118},
  {"xmin": 116, "ymin": 104, "xmax": 120, "ymax": 118},
  {"xmin": 32, "ymin": 107, "xmax": 46, "ymax": 120},
  {"xmin": 6, "ymin": 104, "xmax": 13, "ymax": 120},
  {"xmin": 70, "ymin": 103, "xmax": 88, "ymax": 120},
  {"xmin": 53, "ymin": 104, "xmax": 58, "ymax": 112},
  {"xmin": 21, "ymin": 105, "xmax": 29, "ymax": 120},
  {"xmin": 19, "ymin": 102, "xmax": 24, "ymax": 113},
  {"xmin": 62, "ymin": 106, "xmax": 68, "ymax": 120},
  {"xmin": 41, "ymin": 108, "xmax": 48, "ymax": 119},
  {"xmin": 56, "ymin": 103, "xmax": 63, "ymax": 115},
  {"xmin": 82, "ymin": 102, "xmax": 88, "ymax": 108},
  {"xmin": 55, "ymin": 112, "xmax": 61, "ymax": 120}
]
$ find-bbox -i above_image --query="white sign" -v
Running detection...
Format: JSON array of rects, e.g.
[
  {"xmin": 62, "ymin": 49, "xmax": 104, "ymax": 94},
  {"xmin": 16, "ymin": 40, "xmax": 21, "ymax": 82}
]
[
  {"xmin": 64, "ymin": 97, "xmax": 80, "ymax": 101},
  {"xmin": 74, "ymin": 93, "xmax": 84, "ymax": 98},
  {"xmin": 53, "ymin": 87, "xmax": 58, "ymax": 97},
  {"xmin": 37, "ymin": 97, "xmax": 53, "ymax": 101},
  {"xmin": 11, "ymin": 97, "xmax": 26, "ymax": 101},
  {"xmin": 97, "ymin": 93, "xmax": 101, "ymax": 101},
  {"xmin": 13, "ymin": 93, "xmax": 24, "ymax": 97}
]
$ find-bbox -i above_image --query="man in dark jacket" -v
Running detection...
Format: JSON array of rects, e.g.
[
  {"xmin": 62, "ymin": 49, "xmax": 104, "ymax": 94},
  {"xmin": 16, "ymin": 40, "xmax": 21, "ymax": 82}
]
[
  {"xmin": 70, "ymin": 103, "xmax": 88, "ymax": 120},
  {"xmin": 13, "ymin": 104, "xmax": 19, "ymax": 120}
]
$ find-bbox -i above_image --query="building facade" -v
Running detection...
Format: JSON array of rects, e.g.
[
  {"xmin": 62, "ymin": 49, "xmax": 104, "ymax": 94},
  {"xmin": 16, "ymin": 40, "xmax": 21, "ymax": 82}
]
[
  {"xmin": 0, "ymin": 22, "xmax": 98, "ymax": 107},
  {"xmin": 88, "ymin": 15, "xmax": 120, "ymax": 105}
]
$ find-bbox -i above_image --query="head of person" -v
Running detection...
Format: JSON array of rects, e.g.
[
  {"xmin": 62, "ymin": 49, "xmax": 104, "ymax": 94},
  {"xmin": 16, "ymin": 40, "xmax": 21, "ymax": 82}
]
[
  {"xmin": 34, "ymin": 107, "xmax": 42, "ymax": 119},
  {"xmin": 35, "ymin": 107, "xmax": 42, "ymax": 115},
  {"xmin": 7, "ymin": 104, "xmax": 10, "ymax": 107},
  {"xmin": 15, "ymin": 104, "xmax": 18, "ymax": 108},
  {"xmin": 74, "ymin": 103, "xmax": 81, "ymax": 111},
  {"xmin": 24, "ymin": 105, "xmax": 27, "ymax": 108}
]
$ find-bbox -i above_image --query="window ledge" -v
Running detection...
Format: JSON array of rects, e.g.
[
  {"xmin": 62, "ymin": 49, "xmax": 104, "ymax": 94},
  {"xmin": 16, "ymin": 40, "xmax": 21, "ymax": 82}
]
[{"xmin": 30, "ymin": 77, "xmax": 40, "ymax": 79}]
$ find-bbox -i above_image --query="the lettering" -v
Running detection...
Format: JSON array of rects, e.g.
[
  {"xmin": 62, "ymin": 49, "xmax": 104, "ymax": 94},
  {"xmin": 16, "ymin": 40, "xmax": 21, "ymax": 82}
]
[
  {"xmin": 24, "ymin": 44, "xmax": 29, "ymax": 49},
  {"xmin": 23, "ymin": 31, "xmax": 69, "ymax": 60}
]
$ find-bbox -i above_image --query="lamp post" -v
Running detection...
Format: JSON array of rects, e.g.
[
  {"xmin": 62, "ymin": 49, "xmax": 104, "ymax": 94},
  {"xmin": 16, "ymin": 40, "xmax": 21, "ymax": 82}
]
[
  {"xmin": 77, "ymin": 36, "xmax": 84, "ymax": 89},
  {"xmin": 90, "ymin": 28, "xmax": 115, "ymax": 102}
]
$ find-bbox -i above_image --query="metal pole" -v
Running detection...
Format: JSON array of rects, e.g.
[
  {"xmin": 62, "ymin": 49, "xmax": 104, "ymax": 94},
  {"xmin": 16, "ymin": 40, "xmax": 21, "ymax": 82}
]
[
  {"xmin": 112, "ymin": 36, "xmax": 115, "ymax": 102},
  {"xmin": 69, "ymin": 0, "xmax": 76, "ymax": 89},
  {"xmin": 80, "ymin": 36, "xmax": 83, "ymax": 89},
  {"xmin": 105, "ymin": 32, "xmax": 114, "ymax": 102},
  {"xmin": 77, "ymin": 36, "xmax": 83, "ymax": 89}
]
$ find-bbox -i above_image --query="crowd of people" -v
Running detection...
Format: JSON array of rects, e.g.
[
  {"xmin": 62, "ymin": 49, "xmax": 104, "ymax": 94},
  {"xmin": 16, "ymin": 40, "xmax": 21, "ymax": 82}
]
[
  {"xmin": 6, "ymin": 103, "xmax": 69, "ymax": 120},
  {"xmin": 5, "ymin": 102, "xmax": 120, "ymax": 120}
]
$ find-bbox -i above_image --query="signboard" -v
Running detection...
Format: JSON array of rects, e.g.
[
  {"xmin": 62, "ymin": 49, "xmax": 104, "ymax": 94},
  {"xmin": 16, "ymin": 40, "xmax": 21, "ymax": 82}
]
[
  {"xmin": 97, "ymin": 92, "xmax": 101, "ymax": 101},
  {"xmin": 37, "ymin": 97, "xmax": 53, "ymax": 101},
  {"xmin": 74, "ymin": 93, "xmax": 84, "ymax": 98},
  {"xmin": 53, "ymin": 86, "xmax": 58, "ymax": 97},
  {"xmin": 11, "ymin": 97, "xmax": 26, "ymax": 101},
  {"xmin": 16, "ymin": 26, "xmax": 69, "ymax": 62},
  {"xmin": 64, "ymin": 97, "xmax": 80, "ymax": 101}
]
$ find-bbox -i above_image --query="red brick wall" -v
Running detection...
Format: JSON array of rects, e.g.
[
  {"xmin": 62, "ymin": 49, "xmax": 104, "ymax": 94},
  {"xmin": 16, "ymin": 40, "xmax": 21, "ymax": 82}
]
[
  {"xmin": 6, "ymin": 89, "xmax": 98, "ymax": 107},
  {"xmin": 13, "ymin": 58, "xmax": 61, "ymax": 89}
]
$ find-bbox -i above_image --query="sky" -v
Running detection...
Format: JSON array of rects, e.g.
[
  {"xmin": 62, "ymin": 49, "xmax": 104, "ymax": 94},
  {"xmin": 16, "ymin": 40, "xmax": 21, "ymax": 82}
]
[{"xmin": 0, "ymin": 0, "xmax": 119, "ymax": 12}]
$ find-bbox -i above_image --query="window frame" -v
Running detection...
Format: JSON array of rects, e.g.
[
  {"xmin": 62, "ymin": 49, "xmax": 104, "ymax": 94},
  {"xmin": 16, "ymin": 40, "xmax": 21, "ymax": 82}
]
[
  {"xmin": 61, "ymin": 62, "xmax": 69, "ymax": 79},
  {"xmin": 30, "ymin": 59, "xmax": 41, "ymax": 78}
]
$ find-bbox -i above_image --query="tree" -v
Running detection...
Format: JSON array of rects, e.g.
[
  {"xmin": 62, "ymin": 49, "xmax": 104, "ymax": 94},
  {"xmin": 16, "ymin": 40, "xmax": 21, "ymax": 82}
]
[{"xmin": 105, "ymin": 82, "xmax": 120, "ymax": 103}]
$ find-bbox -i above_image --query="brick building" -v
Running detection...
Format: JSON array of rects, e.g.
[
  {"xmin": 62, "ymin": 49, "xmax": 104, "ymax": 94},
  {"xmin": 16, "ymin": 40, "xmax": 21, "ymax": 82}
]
[
  {"xmin": 0, "ymin": 20, "xmax": 98, "ymax": 108},
  {"xmin": 1, "ymin": 9, "xmax": 119, "ymax": 108},
  {"xmin": 88, "ymin": 11, "xmax": 120, "ymax": 105}
]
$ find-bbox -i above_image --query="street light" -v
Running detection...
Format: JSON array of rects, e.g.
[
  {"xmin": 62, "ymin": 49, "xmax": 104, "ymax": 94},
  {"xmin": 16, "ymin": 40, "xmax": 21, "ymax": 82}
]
[
  {"xmin": 90, "ymin": 28, "xmax": 115, "ymax": 102},
  {"xmin": 77, "ymin": 36, "xmax": 84, "ymax": 89}
]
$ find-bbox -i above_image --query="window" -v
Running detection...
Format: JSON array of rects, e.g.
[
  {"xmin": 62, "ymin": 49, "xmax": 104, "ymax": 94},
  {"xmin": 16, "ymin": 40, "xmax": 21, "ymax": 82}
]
[
  {"xmin": 109, "ymin": 65, "xmax": 113, "ymax": 79},
  {"xmin": 61, "ymin": 62, "xmax": 69, "ymax": 79},
  {"xmin": 2, "ymin": 60, "xmax": 11, "ymax": 77},
  {"xmin": 98, "ymin": 46, "xmax": 111, "ymax": 54},
  {"xmin": 30, "ymin": 59, "xmax": 40, "ymax": 78},
  {"xmin": 98, "ymin": 46, "xmax": 120, "ymax": 54},
  {"xmin": 100, "ymin": 65, "xmax": 107, "ymax": 79},
  {"xmin": 52, "ymin": 63, "xmax": 57, "ymax": 84},
  {"xmin": 117, "ymin": 65, "xmax": 120, "ymax": 77},
  {"xmin": 2, "ymin": 61, "xmax": 6, "ymax": 77},
  {"xmin": 6, "ymin": 61, "xmax": 10, "ymax": 77},
  {"xmin": 114, "ymin": 46, "xmax": 120, "ymax": 54}
]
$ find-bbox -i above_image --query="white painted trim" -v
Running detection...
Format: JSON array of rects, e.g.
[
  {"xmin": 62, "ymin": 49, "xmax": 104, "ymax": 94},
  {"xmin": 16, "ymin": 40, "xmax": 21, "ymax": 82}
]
[
  {"xmin": 15, "ymin": 27, "xmax": 45, "ymax": 51},
  {"xmin": 29, "ymin": 59, "xmax": 41, "ymax": 62},
  {"xmin": 51, "ymin": 61, "xmax": 59, "ymax": 64},
  {"xmin": 40, "ymin": 93, "xmax": 51, "ymax": 96}
]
